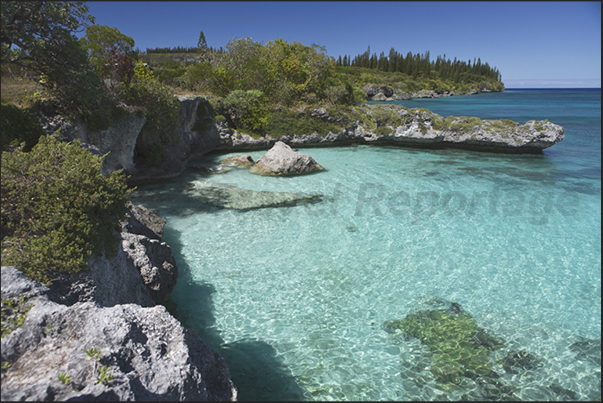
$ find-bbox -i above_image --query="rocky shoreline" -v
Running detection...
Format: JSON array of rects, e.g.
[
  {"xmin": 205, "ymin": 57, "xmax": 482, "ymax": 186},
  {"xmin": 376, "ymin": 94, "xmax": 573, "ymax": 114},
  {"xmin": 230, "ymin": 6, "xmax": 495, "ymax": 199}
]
[
  {"xmin": 4, "ymin": 91, "xmax": 563, "ymax": 400},
  {"xmin": 36, "ymin": 95, "xmax": 564, "ymax": 185},
  {"xmin": 1, "ymin": 205, "xmax": 237, "ymax": 401},
  {"xmin": 361, "ymin": 84, "xmax": 492, "ymax": 101}
]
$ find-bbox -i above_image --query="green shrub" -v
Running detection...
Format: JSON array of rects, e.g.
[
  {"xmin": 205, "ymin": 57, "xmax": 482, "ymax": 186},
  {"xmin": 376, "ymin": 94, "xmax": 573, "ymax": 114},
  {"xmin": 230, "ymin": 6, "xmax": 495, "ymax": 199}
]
[
  {"xmin": 222, "ymin": 90, "xmax": 270, "ymax": 133},
  {"xmin": 153, "ymin": 67, "xmax": 186, "ymax": 86},
  {"xmin": 0, "ymin": 104, "xmax": 45, "ymax": 152},
  {"xmin": 266, "ymin": 110, "xmax": 344, "ymax": 138},
  {"xmin": 1, "ymin": 135, "xmax": 131, "ymax": 284},
  {"xmin": 123, "ymin": 78, "xmax": 180, "ymax": 133}
]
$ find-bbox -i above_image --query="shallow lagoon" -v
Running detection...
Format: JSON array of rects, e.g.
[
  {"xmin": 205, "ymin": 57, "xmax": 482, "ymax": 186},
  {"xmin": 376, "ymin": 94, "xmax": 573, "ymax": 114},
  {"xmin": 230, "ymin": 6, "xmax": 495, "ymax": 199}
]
[{"xmin": 132, "ymin": 89, "xmax": 601, "ymax": 400}]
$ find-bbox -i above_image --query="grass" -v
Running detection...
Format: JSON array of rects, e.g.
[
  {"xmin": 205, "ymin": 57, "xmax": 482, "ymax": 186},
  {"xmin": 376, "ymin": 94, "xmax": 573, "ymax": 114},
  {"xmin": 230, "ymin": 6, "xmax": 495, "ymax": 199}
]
[{"xmin": 1, "ymin": 78, "xmax": 44, "ymax": 107}]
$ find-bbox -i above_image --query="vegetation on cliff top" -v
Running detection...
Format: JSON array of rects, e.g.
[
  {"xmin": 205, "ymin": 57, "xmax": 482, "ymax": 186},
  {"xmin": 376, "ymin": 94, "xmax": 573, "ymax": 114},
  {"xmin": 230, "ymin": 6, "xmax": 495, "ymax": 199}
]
[{"xmin": 1, "ymin": 134, "xmax": 131, "ymax": 284}]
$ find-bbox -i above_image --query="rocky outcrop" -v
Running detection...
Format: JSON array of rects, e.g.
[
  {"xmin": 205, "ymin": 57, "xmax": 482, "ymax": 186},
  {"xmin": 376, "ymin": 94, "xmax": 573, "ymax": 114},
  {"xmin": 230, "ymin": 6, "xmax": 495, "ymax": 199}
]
[
  {"xmin": 37, "ymin": 93, "xmax": 564, "ymax": 184},
  {"xmin": 1, "ymin": 204, "xmax": 237, "ymax": 401},
  {"xmin": 186, "ymin": 180, "xmax": 324, "ymax": 210},
  {"xmin": 249, "ymin": 141, "xmax": 325, "ymax": 175},
  {"xmin": 216, "ymin": 105, "xmax": 564, "ymax": 154},
  {"xmin": 1, "ymin": 266, "xmax": 236, "ymax": 401},
  {"xmin": 361, "ymin": 84, "xmax": 493, "ymax": 101},
  {"xmin": 37, "ymin": 97, "xmax": 224, "ymax": 184},
  {"xmin": 220, "ymin": 154, "xmax": 255, "ymax": 167},
  {"xmin": 37, "ymin": 109, "xmax": 147, "ymax": 175}
]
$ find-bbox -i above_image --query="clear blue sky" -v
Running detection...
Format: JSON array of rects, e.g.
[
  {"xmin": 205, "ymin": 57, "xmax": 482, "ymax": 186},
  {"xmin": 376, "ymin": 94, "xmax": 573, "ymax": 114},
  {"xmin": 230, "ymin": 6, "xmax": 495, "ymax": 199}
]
[{"xmin": 82, "ymin": 1, "xmax": 601, "ymax": 88}]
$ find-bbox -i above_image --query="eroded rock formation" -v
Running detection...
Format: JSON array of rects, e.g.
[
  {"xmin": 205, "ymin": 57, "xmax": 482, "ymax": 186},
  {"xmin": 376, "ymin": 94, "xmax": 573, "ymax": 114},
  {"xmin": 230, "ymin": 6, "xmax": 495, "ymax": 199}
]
[{"xmin": 1, "ymin": 204, "xmax": 237, "ymax": 401}]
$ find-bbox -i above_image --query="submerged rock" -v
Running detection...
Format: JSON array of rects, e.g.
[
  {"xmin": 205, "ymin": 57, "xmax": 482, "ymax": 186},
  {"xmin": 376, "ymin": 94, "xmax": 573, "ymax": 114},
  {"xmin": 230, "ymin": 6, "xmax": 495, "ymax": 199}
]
[
  {"xmin": 384, "ymin": 299, "xmax": 506, "ymax": 393},
  {"xmin": 498, "ymin": 350, "xmax": 542, "ymax": 374},
  {"xmin": 249, "ymin": 141, "xmax": 324, "ymax": 176},
  {"xmin": 186, "ymin": 180, "xmax": 324, "ymax": 210},
  {"xmin": 569, "ymin": 338, "xmax": 601, "ymax": 365},
  {"xmin": 220, "ymin": 154, "xmax": 255, "ymax": 167}
]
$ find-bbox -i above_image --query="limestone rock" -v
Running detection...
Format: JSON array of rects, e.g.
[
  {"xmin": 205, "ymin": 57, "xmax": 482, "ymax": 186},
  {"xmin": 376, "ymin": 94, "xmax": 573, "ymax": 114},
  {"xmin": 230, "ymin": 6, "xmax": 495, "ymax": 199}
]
[
  {"xmin": 220, "ymin": 154, "xmax": 255, "ymax": 167},
  {"xmin": 1, "ymin": 266, "xmax": 236, "ymax": 402},
  {"xmin": 186, "ymin": 180, "xmax": 324, "ymax": 210},
  {"xmin": 122, "ymin": 202, "xmax": 166, "ymax": 240},
  {"xmin": 121, "ymin": 233, "xmax": 178, "ymax": 303},
  {"xmin": 249, "ymin": 141, "xmax": 324, "ymax": 176}
]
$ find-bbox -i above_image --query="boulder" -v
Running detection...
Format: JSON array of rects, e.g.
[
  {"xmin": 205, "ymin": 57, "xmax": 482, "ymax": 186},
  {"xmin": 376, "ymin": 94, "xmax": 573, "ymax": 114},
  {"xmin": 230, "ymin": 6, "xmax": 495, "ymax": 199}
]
[
  {"xmin": 220, "ymin": 154, "xmax": 255, "ymax": 167},
  {"xmin": 122, "ymin": 202, "xmax": 166, "ymax": 241},
  {"xmin": 249, "ymin": 141, "xmax": 324, "ymax": 176},
  {"xmin": 1, "ymin": 266, "xmax": 236, "ymax": 401},
  {"xmin": 186, "ymin": 180, "xmax": 324, "ymax": 210}
]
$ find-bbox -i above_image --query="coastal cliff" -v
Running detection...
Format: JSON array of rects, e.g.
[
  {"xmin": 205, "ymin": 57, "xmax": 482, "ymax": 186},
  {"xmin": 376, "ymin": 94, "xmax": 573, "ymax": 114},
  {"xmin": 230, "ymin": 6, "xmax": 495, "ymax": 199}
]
[
  {"xmin": 37, "ymin": 96, "xmax": 564, "ymax": 184},
  {"xmin": 1, "ymin": 205, "xmax": 237, "ymax": 401}
]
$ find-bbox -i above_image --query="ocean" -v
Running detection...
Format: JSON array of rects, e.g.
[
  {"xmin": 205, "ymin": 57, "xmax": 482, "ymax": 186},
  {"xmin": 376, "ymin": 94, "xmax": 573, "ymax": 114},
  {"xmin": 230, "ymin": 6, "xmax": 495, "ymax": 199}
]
[{"xmin": 131, "ymin": 88, "xmax": 601, "ymax": 401}]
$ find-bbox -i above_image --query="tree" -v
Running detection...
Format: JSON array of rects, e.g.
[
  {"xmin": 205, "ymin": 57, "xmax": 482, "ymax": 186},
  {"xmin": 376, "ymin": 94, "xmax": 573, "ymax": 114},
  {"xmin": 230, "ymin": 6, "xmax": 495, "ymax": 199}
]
[
  {"xmin": 1, "ymin": 1, "xmax": 94, "ymax": 71},
  {"xmin": 80, "ymin": 24, "xmax": 135, "ymax": 82},
  {"xmin": 197, "ymin": 30, "xmax": 208, "ymax": 52},
  {"xmin": 0, "ymin": 1, "xmax": 117, "ymax": 122}
]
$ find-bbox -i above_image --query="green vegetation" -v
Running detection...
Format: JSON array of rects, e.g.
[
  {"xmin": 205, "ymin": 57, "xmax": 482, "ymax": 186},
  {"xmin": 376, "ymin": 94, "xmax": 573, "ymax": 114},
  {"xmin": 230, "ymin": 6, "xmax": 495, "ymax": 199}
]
[
  {"xmin": 1, "ymin": 296, "xmax": 33, "ymax": 338},
  {"xmin": 338, "ymin": 47, "xmax": 503, "ymax": 93},
  {"xmin": 1, "ymin": 103, "xmax": 45, "ymax": 151},
  {"xmin": 57, "ymin": 371, "xmax": 72, "ymax": 385},
  {"xmin": 1, "ymin": 135, "xmax": 131, "ymax": 285},
  {"xmin": 96, "ymin": 365, "xmax": 114, "ymax": 385}
]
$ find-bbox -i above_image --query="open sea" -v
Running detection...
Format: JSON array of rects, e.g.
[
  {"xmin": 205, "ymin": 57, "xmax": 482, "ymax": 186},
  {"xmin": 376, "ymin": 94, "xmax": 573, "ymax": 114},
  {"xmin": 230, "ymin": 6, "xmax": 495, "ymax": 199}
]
[{"xmin": 131, "ymin": 88, "xmax": 601, "ymax": 401}]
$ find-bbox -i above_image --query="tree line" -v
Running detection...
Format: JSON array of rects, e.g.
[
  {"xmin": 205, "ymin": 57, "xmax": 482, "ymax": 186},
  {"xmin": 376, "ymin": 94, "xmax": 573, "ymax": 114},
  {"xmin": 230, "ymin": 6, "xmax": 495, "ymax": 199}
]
[{"xmin": 337, "ymin": 47, "xmax": 502, "ymax": 83}]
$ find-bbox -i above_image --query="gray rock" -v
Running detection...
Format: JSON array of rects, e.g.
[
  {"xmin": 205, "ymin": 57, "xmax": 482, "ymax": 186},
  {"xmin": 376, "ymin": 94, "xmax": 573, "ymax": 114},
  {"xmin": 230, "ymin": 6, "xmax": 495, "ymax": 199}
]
[
  {"xmin": 1, "ymin": 266, "xmax": 236, "ymax": 401},
  {"xmin": 249, "ymin": 141, "xmax": 324, "ymax": 176},
  {"xmin": 217, "ymin": 105, "xmax": 564, "ymax": 154},
  {"xmin": 37, "ymin": 110, "xmax": 147, "ymax": 175},
  {"xmin": 121, "ymin": 232, "xmax": 178, "ymax": 303},
  {"xmin": 123, "ymin": 202, "xmax": 166, "ymax": 241},
  {"xmin": 186, "ymin": 180, "xmax": 324, "ymax": 210},
  {"xmin": 220, "ymin": 154, "xmax": 255, "ymax": 167}
]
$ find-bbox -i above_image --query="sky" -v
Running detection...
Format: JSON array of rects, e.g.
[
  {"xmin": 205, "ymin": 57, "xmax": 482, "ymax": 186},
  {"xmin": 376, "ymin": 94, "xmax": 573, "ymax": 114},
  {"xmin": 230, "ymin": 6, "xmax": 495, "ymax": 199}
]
[{"xmin": 82, "ymin": 1, "xmax": 601, "ymax": 88}]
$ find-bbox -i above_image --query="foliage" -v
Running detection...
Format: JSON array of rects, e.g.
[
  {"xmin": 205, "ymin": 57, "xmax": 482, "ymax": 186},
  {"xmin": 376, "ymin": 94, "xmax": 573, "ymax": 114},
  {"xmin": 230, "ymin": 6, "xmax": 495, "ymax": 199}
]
[
  {"xmin": 0, "ymin": 103, "xmax": 45, "ymax": 151},
  {"xmin": 80, "ymin": 24, "xmax": 136, "ymax": 84},
  {"xmin": 1, "ymin": 296, "xmax": 33, "ymax": 338},
  {"xmin": 96, "ymin": 365, "xmax": 114, "ymax": 385},
  {"xmin": 123, "ymin": 62, "xmax": 180, "ymax": 132},
  {"xmin": 197, "ymin": 30, "xmax": 208, "ymax": 52},
  {"xmin": 85, "ymin": 347, "xmax": 102, "ymax": 361},
  {"xmin": 1, "ymin": 135, "xmax": 131, "ymax": 285},
  {"xmin": 1, "ymin": 1, "xmax": 94, "ymax": 68},
  {"xmin": 222, "ymin": 89, "xmax": 270, "ymax": 133},
  {"xmin": 0, "ymin": 2, "xmax": 109, "ymax": 115},
  {"xmin": 339, "ymin": 46, "xmax": 502, "ymax": 86},
  {"xmin": 57, "ymin": 371, "xmax": 72, "ymax": 385},
  {"xmin": 265, "ymin": 110, "xmax": 344, "ymax": 138}
]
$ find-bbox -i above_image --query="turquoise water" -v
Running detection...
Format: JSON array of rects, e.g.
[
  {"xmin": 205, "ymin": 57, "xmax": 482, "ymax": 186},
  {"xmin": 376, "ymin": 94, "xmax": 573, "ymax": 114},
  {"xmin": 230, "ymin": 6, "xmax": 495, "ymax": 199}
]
[{"xmin": 132, "ymin": 89, "xmax": 601, "ymax": 401}]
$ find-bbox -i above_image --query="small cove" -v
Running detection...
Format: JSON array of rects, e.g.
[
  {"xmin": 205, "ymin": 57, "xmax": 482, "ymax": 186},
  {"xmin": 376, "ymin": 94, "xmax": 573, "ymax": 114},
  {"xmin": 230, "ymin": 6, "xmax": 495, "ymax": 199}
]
[{"xmin": 132, "ymin": 89, "xmax": 601, "ymax": 400}]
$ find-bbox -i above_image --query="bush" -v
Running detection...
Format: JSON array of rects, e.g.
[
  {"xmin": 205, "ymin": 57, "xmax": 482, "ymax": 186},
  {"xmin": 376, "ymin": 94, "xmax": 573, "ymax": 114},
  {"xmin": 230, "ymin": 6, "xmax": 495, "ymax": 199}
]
[
  {"xmin": 222, "ymin": 90, "xmax": 270, "ymax": 133},
  {"xmin": 1, "ymin": 135, "xmax": 132, "ymax": 284},
  {"xmin": 266, "ymin": 110, "xmax": 344, "ymax": 138},
  {"xmin": 0, "ymin": 104, "xmax": 45, "ymax": 152},
  {"xmin": 123, "ymin": 78, "xmax": 180, "ymax": 132}
]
